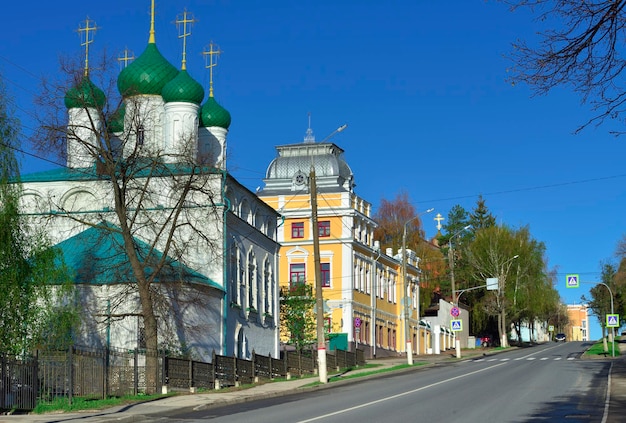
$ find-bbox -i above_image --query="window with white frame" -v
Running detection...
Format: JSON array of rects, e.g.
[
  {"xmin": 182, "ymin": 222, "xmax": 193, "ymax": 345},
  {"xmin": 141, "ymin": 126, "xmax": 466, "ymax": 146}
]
[{"xmin": 290, "ymin": 263, "xmax": 306, "ymax": 289}]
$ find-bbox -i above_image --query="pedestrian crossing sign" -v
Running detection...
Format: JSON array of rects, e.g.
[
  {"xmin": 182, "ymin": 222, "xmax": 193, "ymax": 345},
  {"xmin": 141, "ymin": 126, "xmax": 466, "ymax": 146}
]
[
  {"xmin": 607, "ymin": 314, "xmax": 620, "ymax": 328},
  {"xmin": 451, "ymin": 320, "xmax": 462, "ymax": 332},
  {"xmin": 566, "ymin": 274, "xmax": 579, "ymax": 288}
]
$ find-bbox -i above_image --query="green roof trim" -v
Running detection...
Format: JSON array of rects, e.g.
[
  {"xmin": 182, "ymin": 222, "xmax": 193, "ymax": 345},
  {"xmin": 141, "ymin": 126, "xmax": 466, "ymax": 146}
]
[
  {"xmin": 20, "ymin": 162, "xmax": 223, "ymax": 183},
  {"xmin": 54, "ymin": 222, "xmax": 222, "ymax": 290}
]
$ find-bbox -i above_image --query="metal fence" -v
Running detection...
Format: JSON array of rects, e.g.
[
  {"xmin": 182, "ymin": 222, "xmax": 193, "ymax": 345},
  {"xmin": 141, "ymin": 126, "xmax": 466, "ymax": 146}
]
[
  {"xmin": 162, "ymin": 348, "xmax": 365, "ymax": 391},
  {"xmin": 0, "ymin": 346, "xmax": 365, "ymax": 412}
]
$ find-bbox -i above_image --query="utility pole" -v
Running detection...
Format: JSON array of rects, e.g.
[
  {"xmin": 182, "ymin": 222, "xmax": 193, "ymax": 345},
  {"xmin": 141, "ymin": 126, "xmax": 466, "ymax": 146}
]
[{"xmin": 310, "ymin": 165, "xmax": 327, "ymax": 384}]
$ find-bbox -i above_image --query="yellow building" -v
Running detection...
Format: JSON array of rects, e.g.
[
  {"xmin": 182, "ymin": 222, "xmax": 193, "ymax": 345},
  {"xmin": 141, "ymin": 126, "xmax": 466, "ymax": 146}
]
[
  {"xmin": 566, "ymin": 304, "xmax": 589, "ymax": 341},
  {"xmin": 257, "ymin": 129, "xmax": 424, "ymax": 358}
]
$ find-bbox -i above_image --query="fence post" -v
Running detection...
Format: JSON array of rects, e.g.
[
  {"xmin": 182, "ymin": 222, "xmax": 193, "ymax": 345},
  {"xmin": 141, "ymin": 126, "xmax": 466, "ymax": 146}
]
[
  {"xmin": 189, "ymin": 358, "xmax": 194, "ymax": 393},
  {"xmin": 133, "ymin": 349, "xmax": 139, "ymax": 396},
  {"xmin": 1, "ymin": 353, "xmax": 6, "ymax": 409},
  {"xmin": 212, "ymin": 350, "xmax": 219, "ymax": 390},
  {"xmin": 33, "ymin": 350, "xmax": 39, "ymax": 408},
  {"xmin": 283, "ymin": 350, "xmax": 289, "ymax": 380},
  {"xmin": 251, "ymin": 350, "xmax": 257, "ymax": 383},
  {"xmin": 233, "ymin": 354, "xmax": 239, "ymax": 387},
  {"xmin": 104, "ymin": 347, "xmax": 109, "ymax": 399},
  {"xmin": 68, "ymin": 345, "xmax": 74, "ymax": 407},
  {"xmin": 161, "ymin": 351, "xmax": 168, "ymax": 394}
]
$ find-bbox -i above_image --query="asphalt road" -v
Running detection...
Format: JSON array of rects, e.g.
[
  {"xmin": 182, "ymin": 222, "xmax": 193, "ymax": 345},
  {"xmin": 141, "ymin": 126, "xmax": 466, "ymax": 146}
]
[{"xmin": 148, "ymin": 341, "xmax": 609, "ymax": 422}]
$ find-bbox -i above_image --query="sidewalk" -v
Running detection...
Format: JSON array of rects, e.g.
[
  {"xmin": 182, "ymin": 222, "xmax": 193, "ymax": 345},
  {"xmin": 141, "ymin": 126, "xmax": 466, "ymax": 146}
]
[
  {"xmin": 0, "ymin": 352, "xmax": 465, "ymax": 423},
  {"xmin": 2, "ymin": 346, "xmax": 623, "ymax": 423}
]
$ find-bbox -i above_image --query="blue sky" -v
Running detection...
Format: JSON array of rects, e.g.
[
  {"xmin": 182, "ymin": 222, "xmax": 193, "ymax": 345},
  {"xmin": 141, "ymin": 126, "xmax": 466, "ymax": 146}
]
[{"xmin": 2, "ymin": 1, "xmax": 624, "ymax": 340}]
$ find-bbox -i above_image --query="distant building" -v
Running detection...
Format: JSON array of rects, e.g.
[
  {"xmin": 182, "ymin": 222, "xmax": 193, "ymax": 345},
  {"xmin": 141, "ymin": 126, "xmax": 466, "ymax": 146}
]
[{"xmin": 566, "ymin": 304, "xmax": 589, "ymax": 341}]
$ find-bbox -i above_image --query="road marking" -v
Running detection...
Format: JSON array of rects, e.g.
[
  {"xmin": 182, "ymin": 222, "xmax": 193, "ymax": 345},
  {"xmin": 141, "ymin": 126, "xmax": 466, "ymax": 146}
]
[
  {"xmin": 295, "ymin": 362, "xmax": 509, "ymax": 423},
  {"xmin": 540, "ymin": 357, "xmax": 549, "ymax": 360}
]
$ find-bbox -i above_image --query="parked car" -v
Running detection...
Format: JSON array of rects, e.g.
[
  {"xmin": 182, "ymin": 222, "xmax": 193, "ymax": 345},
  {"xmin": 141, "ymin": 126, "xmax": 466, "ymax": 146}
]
[{"xmin": 555, "ymin": 333, "xmax": 566, "ymax": 342}]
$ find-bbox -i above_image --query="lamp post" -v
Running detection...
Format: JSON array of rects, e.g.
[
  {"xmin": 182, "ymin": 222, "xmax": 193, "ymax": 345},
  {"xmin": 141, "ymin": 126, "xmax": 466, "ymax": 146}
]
[
  {"xmin": 497, "ymin": 254, "xmax": 519, "ymax": 348},
  {"xmin": 370, "ymin": 241, "xmax": 381, "ymax": 359},
  {"xmin": 597, "ymin": 282, "xmax": 615, "ymax": 357},
  {"xmin": 402, "ymin": 207, "xmax": 434, "ymax": 365}
]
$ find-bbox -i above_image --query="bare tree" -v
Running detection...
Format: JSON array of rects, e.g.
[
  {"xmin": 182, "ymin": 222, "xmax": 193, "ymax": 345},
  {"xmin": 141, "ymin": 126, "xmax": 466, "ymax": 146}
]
[
  {"xmin": 504, "ymin": 0, "xmax": 626, "ymax": 134},
  {"xmin": 28, "ymin": 54, "xmax": 225, "ymax": 391}
]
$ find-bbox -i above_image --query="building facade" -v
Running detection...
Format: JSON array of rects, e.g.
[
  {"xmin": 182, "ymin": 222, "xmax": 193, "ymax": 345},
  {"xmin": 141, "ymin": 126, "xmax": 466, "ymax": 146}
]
[
  {"xmin": 566, "ymin": 304, "xmax": 589, "ymax": 341},
  {"xmin": 258, "ymin": 128, "xmax": 429, "ymax": 357},
  {"xmin": 18, "ymin": 2, "xmax": 280, "ymax": 361}
]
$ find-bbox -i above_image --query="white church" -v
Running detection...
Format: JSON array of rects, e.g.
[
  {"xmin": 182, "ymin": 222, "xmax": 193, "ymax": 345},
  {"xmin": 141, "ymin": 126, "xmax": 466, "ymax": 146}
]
[{"xmin": 19, "ymin": 2, "xmax": 280, "ymax": 361}]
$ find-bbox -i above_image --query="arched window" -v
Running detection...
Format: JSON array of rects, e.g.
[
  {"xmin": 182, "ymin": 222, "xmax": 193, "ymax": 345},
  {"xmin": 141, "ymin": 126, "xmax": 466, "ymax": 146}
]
[
  {"xmin": 264, "ymin": 258, "xmax": 272, "ymax": 315},
  {"xmin": 248, "ymin": 250, "xmax": 257, "ymax": 310},
  {"xmin": 230, "ymin": 239, "xmax": 239, "ymax": 305}
]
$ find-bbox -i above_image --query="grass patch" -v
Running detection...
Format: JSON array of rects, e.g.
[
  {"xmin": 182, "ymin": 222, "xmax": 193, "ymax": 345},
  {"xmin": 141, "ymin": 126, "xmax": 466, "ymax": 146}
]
[
  {"xmin": 585, "ymin": 340, "xmax": 621, "ymax": 357},
  {"xmin": 32, "ymin": 393, "xmax": 173, "ymax": 414}
]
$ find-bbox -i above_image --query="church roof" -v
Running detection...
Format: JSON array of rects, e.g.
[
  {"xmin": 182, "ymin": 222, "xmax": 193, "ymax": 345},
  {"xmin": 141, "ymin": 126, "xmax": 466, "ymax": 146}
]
[
  {"xmin": 55, "ymin": 222, "xmax": 221, "ymax": 289},
  {"xmin": 200, "ymin": 96, "xmax": 231, "ymax": 129},
  {"xmin": 117, "ymin": 43, "xmax": 178, "ymax": 97},
  {"xmin": 162, "ymin": 69, "xmax": 205, "ymax": 104},
  {"xmin": 64, "ymin": 76, "xmax": 106, "ymax": 109}
]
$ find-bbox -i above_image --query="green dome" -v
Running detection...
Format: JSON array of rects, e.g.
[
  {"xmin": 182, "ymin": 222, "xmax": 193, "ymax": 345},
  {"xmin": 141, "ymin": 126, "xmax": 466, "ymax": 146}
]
[
  {"xmin": 117, "ymin": 43, "xmax": 178, "ymax": 97},
  {"xmin": 64, "ymin": 77, "xmax": 106, "ymax": 109},
  {"xmin": 162, "ymin": 70, "xmax": 205, "ymax": 104},
  {"xmin": 107, "ymin": 103, "xmax": 125, "ymax": 133},
  {"xmin": 200, "ymin": 97, "xmax": 231, "ymax": 129}
]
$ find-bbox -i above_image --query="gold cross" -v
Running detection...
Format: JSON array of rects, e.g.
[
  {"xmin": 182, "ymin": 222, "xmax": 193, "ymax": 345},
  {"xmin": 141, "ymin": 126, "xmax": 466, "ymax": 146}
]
[
  {"xmin": 203, "ymin": 42, "xmax": 222, "ymax": 97},
  {"xmin": 434, "ymin": 213, "xmax": 444, "ymax": 231},
  {"xmin": 117, "ymin": 48, "xmax": 135, "ymax": 69},
  {"xmin": 77, "ymin": 17, "xmax": 99, "ymax": 76},
  {"xmin": 175, "ymin": 9, "xmax": 196, "ymax": 70}
]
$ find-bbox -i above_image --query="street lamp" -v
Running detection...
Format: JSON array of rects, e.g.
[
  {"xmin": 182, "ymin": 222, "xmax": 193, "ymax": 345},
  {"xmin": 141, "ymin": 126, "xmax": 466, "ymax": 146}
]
[
  {"xmin": 597, "ymin": 282, "xmax": 615, "ymax": 357},
  {"xmin": 402, "ymin": 207, "xmax": 434, "ymax": 365},
  {"xmin": 496, "ymin": 254, "xmax": 519, "ymax": 348}
]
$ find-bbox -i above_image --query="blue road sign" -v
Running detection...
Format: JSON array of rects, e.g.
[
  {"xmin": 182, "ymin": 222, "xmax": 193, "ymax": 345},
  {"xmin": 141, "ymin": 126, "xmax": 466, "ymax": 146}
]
[
  {"xmin": 451, "ymin": 320, "xmax": 462, "ymax": 332},
  {"xmin": 566, "ymin": 274, "xmax": 579, "ymax": 288},
  {"xmin": 607, "ymin": 314, "xmax": 619, "ymax": 328}
]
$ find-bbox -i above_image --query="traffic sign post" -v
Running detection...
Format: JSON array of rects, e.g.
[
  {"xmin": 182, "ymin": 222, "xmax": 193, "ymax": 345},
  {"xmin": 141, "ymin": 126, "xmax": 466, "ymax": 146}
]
[
  {"xmin": 607, "ymin": 314, "xmax": 619, "ymax": 328},
  {"xmin": 566, "ymin": 274, "xmax": 579, "ymax": 288}
]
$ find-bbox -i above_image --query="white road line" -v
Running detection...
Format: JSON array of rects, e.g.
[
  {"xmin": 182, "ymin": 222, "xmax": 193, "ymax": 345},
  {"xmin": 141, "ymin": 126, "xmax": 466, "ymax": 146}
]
[{"xmin": 295, "ymin": 362, "xmax": 509, "ymax": 423}]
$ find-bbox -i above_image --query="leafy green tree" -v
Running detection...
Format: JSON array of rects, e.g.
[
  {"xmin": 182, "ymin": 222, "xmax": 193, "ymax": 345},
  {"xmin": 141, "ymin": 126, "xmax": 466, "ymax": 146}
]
[
  {"xmin": 466, "ymin": 224, "xmax": 557, "ymax": 347},
  {"xmin": 469, "ymin": 195, "xmax": 496, "ymax": 230},
  {"xmin": 279, "ymin": 283, "xmax": 316, "ymax": 351},
  {"xmin": 0, "ymin": 77, "xmax": 77, "ymax": 355},
  {"xmin": 584, "ymin": 262, "xmax": 620, "ymax": 345},
  {"xmin": 437, "ymin": 205, "xmax": 472, "ymax": 298}
]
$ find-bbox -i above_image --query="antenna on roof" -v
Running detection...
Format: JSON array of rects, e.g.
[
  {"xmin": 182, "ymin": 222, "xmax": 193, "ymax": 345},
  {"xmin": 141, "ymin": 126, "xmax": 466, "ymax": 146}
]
[{"xmin": 303, "ymin": 112, "xmax": 315, "ymax": 143}]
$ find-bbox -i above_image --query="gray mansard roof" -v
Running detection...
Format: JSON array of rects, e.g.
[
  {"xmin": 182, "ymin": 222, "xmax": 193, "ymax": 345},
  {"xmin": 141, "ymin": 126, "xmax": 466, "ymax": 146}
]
[{"xmin": 260, "ymin": 142, "xmax": 355, "ymax": 194}]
